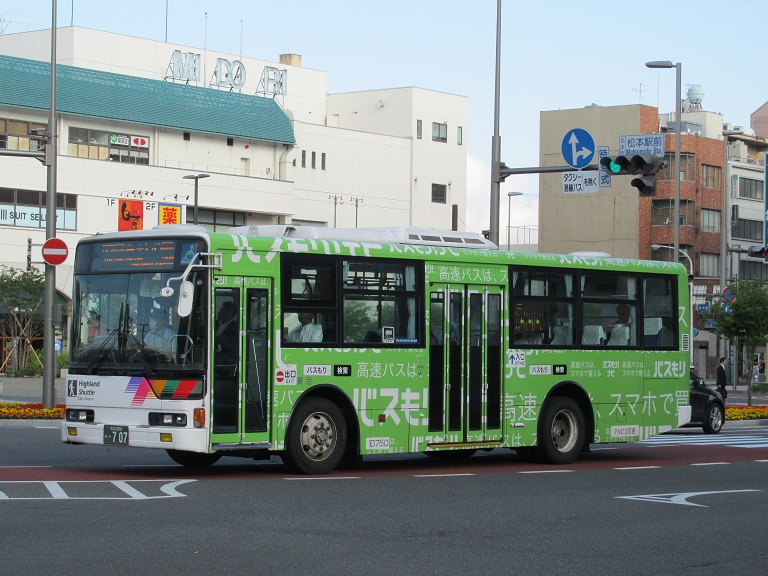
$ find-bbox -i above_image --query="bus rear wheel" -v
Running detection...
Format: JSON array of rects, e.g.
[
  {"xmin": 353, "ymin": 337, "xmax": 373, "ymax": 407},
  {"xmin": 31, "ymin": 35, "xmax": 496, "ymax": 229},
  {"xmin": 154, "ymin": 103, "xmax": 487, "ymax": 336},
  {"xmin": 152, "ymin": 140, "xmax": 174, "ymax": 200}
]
[
  {"xmin": 537, "ymin": 397, "xmax": 584, "ymax": 465},
  {"xmin": 166, "ymin": 449, "xmax": 222, "ymax": 468},
  {"xmin": 284, "ymin": 398, "xmax": 347, "ymax": 475}
]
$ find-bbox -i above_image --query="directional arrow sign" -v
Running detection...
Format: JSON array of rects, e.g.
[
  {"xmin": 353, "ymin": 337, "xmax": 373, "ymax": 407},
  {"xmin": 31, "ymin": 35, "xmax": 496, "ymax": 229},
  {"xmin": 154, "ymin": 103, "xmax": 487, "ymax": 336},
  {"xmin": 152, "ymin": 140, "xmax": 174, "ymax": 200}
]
[
  {"xmin": 561, "ymin": 128, "xmax": 595, "ymax": 170},
  {"xmin": 41, "ymin": 237, "xmax": 68, "ymax": 266}
]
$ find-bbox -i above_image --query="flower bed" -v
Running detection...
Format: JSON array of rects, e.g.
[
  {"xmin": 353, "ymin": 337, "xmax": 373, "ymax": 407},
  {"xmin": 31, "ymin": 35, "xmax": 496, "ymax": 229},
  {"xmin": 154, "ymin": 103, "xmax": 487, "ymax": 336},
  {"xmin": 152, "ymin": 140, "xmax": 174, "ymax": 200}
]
[
  {"xmin": 1, "ymin": 402, "xmax": 767, "ymax": 421},
  {"xmin": 0, "ymin": 402, "xmax": 65, "ymax": 419},
  {"xmin": 726, "ymin": 405, "xmax": 768, "ymax": 421}
]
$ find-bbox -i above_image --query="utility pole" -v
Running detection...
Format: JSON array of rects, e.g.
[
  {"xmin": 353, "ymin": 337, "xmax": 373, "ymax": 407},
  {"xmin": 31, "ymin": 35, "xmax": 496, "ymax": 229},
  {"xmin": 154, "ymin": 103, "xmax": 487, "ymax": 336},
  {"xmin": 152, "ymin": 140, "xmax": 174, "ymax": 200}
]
[
  {"xmin": 489, "ymin": 0, "xmax": 502, "ymax": 245},
  {"xmin": 42, "ymin": 0, "xmax": 58, "ymax": 408}
]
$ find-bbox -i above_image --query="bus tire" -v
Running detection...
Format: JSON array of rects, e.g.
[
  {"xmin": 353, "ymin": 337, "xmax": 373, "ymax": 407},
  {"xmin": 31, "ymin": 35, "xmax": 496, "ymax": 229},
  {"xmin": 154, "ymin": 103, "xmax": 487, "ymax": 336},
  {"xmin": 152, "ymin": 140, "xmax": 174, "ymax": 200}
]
[
  {"xmin": 537, "ymin": 396, "xmax": 584, "ymax": 465},
  {"xmin": 166, "ymin": 449, "xmax": 222, "ymax": 468},
  {"xmin": 284, "ymin": 397, "xmax": 347, "ymax": 474}
]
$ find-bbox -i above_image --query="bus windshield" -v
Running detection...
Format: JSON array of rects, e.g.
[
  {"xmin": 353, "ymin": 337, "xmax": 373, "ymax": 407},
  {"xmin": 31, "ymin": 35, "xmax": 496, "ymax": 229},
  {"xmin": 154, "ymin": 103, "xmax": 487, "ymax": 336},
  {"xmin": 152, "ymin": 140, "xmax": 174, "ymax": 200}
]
[{"xmin": 70, "ymin": 269, "xmax": 207, "ymax": 375}]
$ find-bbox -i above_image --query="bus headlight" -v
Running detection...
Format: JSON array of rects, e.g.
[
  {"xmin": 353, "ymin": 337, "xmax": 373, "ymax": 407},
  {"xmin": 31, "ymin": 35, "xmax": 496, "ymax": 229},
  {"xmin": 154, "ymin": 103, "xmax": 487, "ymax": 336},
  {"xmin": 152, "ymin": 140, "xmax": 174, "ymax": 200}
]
[
  {"xmin": 149, "ymin": 413, "xmax": 188, "ymax": 427},
  {"xmin": 66, "ymin": 409, "xmax": 94, "ymax": 423}
]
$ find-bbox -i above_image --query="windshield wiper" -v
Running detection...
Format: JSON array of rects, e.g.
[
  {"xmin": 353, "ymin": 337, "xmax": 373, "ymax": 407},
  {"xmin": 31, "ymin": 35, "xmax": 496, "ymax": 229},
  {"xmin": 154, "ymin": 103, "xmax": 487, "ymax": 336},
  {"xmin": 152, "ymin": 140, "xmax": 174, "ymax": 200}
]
[{"xmin": 84, "ymin": 327, "xmax": 120, "ymax": 374}]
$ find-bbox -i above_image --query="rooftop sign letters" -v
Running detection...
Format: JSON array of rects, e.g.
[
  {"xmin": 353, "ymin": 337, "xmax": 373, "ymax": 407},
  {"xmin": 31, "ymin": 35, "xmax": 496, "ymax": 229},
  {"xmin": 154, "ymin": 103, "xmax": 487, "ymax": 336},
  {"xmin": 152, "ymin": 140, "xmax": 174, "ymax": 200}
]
[{"xmin": 165, "ymin": 50, "xmax": 287, "ymax": 97}]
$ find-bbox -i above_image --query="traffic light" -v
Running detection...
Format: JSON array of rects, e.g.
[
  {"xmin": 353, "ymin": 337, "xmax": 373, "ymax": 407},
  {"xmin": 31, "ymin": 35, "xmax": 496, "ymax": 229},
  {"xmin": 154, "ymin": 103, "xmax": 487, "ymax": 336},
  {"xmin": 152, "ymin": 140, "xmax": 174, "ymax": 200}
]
[
  {"xmin": 748, "ymin": 245, "xmax": 768, "ymax": 259},
  {"xmin": 599, "ymin": 154, "xmax": 664, "ymax": 196}
]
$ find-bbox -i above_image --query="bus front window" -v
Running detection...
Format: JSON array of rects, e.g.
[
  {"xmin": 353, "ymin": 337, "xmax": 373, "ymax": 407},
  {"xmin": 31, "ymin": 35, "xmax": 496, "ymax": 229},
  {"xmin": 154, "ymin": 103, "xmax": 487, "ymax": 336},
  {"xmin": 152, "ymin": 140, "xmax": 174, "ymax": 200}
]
[{"xmin": 70, "ymin": 270, "xmax": 207, "ymax": 375}]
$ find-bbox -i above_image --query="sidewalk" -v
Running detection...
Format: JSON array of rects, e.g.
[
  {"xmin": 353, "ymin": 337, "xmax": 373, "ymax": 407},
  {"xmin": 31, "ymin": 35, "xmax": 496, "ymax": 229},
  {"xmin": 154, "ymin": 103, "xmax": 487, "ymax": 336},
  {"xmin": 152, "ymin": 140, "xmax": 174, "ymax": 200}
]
[{"xmin": 0, "ymin": 376, "xmax": 67, "ymax": 404}]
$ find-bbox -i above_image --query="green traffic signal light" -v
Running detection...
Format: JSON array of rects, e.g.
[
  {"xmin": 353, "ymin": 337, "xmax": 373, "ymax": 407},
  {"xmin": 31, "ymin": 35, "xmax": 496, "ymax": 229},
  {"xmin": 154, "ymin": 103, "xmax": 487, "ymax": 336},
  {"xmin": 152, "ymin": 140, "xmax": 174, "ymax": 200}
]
[{"xmin": 608, "ymin": 160, "xmax": 621, "ymax": 174}]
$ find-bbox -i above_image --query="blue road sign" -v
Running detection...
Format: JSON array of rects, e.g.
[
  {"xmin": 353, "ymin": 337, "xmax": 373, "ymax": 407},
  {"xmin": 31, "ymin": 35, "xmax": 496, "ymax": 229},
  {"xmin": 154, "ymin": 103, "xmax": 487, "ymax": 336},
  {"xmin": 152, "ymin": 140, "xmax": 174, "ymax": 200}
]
[{"xmin": 561, "ymin": 128, "xmax": 595, "ymax": 169}]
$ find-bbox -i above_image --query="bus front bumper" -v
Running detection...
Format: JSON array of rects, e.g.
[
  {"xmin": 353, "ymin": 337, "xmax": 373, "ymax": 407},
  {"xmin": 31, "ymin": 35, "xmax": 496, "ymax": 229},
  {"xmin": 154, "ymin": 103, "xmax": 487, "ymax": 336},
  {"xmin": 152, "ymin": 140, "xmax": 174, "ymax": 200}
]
[{"xmin": 61, "ymin": 422, "xmax": 209, "ymax": 453}]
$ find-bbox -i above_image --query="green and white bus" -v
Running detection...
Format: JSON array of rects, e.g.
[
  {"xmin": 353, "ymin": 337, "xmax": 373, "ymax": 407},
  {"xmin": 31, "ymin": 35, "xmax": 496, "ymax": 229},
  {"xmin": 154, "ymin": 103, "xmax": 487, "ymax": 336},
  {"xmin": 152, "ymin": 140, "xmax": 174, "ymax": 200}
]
[{"xmin": 63, "ymin": 225, "xmax": 692, "ymax": 474}]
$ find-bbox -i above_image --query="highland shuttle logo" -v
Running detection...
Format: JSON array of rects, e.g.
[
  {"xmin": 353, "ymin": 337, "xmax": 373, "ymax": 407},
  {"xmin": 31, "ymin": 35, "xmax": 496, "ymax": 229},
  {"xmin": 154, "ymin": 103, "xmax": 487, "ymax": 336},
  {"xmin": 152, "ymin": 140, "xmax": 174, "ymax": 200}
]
[{"xmin": 125, "ymin": 377, "xmax": 157, "ymax": 406}]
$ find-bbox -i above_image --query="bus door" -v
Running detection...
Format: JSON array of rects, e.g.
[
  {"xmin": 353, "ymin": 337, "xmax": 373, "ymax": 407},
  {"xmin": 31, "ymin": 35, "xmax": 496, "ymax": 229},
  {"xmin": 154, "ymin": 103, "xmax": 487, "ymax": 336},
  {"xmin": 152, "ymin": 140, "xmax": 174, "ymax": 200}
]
[
  {"xmin": 211, "ymin": 281, "xmax": 271, "ymax": 447},
  {"xmin": 428, "ymin": 284, "xmax": 503, "ymax": 445}
]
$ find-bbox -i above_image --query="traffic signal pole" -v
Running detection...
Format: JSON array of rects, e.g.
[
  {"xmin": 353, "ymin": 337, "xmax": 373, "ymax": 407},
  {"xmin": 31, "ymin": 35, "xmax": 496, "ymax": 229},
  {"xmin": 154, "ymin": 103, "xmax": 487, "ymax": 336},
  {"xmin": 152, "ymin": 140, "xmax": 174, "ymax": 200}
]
[
  {"xmin": 42, "ymin": 1, "xmax": 58, "ymax": 408},
  {"xmin": 498, "ymin": 163, "xmax": 599, "ymax": 178}
]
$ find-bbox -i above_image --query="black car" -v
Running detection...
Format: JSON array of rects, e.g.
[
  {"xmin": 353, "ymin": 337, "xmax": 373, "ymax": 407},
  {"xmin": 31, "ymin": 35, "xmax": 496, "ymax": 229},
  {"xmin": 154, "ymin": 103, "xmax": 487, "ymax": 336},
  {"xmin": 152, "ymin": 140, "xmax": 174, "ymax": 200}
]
[{"xmin": 687, "ymin": 370, "xmax": 725, "ymax": 434}]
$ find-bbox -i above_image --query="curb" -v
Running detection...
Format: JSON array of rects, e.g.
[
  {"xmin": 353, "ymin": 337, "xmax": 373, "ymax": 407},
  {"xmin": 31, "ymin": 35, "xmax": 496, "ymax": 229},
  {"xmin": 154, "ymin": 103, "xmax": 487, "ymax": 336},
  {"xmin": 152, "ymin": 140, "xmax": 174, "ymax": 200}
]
[{"xmin": 0, "ymin": 419, "xmax": 62, "ymax": 428}]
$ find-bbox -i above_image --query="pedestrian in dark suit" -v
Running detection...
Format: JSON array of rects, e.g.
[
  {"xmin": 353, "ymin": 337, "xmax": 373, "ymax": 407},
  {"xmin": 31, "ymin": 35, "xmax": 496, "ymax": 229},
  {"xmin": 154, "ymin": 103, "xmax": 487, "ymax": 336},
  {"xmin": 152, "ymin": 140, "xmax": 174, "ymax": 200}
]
[{"xmin": 716, "ymin": 356, "xmax": 728, "ymax": 400}]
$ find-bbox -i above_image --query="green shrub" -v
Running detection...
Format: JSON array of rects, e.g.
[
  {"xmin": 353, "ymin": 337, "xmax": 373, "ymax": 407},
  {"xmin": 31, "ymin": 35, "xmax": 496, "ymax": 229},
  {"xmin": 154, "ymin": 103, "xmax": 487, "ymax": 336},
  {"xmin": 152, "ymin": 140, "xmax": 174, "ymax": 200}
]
[
  {"xmin": 21, "ymin": 353, "xmax": 43, "ymax": 377},
  {"xmin": 57, "ymin": 351, "xmax": 69, "ymax": 377}
]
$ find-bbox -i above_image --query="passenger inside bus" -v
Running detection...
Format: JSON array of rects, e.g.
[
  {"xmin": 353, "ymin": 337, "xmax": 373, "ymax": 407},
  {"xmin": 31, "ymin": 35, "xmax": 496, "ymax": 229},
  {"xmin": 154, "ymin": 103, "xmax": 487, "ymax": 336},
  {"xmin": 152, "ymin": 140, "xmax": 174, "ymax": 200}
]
[
  {"xmin": 285, "ymin": 312, "xmax": 324, "ymax": 343},
  {"xmin": 603, "ymin": 303, "xmax": 632, "ymax": 345}
]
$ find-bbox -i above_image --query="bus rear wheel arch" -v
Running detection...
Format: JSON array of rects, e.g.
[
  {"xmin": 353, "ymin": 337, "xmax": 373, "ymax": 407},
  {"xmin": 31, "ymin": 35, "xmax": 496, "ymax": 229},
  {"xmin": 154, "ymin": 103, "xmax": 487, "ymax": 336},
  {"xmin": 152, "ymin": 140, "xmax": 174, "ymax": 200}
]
[
  {"xmin": 283, "ymin": 397, "xmax": 348, "ymax": 474},
  {"xmin": 536, "ymin": 396, "xmax": 585, "ymax": 465}
]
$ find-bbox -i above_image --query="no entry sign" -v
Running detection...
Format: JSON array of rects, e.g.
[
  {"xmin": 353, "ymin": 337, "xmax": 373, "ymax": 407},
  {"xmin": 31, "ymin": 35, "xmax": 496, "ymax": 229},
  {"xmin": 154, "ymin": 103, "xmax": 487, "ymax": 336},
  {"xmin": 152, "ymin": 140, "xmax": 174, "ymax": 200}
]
[{"xmin": 41, "ymin": 237, "xmax": 68, "ymax": 266}]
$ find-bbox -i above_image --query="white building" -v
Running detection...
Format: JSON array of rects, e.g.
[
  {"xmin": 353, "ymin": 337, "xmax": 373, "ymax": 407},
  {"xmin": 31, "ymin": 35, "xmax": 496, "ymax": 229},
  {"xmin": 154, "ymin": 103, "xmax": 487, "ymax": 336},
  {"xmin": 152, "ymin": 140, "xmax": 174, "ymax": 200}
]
[{"xmin": 0, "ymin": 26, "xmax": 468, "ymax": 308}]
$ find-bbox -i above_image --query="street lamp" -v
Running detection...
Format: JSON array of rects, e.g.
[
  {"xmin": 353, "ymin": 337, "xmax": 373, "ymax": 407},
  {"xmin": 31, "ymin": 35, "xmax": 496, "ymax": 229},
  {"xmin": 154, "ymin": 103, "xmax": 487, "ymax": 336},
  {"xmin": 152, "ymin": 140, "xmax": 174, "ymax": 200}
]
[
  {"xmin": 651, "ymin": 244, "xmax": 692, "ymax": 276},
  {"xmin": 506, "ymin": 191, "xmax": 523, "ymax": 248},
  {"xmin": 182, "ymin": 173, "xmax": 210, "ymax": 225},
  {"xmin": 646, "ymin": 60, "xmax": 682, "ymax": 257}
]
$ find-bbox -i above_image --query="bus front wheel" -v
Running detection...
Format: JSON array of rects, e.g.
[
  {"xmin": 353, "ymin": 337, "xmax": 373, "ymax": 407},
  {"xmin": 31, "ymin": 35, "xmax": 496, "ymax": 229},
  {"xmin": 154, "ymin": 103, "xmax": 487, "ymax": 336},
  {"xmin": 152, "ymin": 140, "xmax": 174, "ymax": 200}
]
[
  {"xmin": 537, "ymin": 397, "xmax": 584, "ymax": 465},
  {"xmin": 166, "ymin": 449, "xmax": 222, "ymax": 468},
  {"xmin": 284, "ymin": 398, "xmax": 347, "ymax": 474}
]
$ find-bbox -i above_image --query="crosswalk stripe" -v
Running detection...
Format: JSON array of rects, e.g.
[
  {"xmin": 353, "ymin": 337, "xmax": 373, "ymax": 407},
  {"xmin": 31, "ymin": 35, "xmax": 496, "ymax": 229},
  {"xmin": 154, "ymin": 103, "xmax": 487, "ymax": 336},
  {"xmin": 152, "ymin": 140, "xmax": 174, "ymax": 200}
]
[{"xmin": 638, "ymin": 434, "xmax": 768, "ymax": 449}]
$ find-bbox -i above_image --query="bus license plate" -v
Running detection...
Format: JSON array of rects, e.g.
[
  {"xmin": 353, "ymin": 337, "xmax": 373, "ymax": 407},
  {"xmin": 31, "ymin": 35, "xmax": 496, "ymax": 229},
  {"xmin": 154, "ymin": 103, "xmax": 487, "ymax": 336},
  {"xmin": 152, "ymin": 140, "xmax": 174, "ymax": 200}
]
[{"xmin": 104, "ymin": 425, "xmax": 129, "ymax": 445}]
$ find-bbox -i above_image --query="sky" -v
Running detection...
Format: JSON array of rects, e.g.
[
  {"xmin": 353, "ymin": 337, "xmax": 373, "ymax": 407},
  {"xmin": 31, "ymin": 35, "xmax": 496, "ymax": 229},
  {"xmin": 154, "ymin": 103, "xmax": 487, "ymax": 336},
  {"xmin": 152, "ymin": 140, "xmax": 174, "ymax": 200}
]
[{"xmin": 3, "ymin": 0, "xmax": 767, "ymax": 240}]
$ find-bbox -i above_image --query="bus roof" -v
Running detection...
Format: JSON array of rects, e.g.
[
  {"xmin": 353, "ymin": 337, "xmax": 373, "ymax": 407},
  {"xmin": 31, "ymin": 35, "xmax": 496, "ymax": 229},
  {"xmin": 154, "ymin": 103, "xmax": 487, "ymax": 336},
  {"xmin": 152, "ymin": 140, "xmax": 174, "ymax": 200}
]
[
  {"xmin": 227, "ymin": 225, "xmax": 498, "ymax": 250},
  {"xmin": 77, "ymin": 225, "xmax": 687, "ymax": 276}
]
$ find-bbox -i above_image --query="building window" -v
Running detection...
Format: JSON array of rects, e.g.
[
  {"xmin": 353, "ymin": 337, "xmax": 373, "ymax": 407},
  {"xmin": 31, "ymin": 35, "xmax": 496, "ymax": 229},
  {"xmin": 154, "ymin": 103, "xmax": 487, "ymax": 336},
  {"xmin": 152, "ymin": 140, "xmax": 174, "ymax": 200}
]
[
  {"xmin": 700, "ymin": 209, "xmax": 720, "ymax": 233},
  {"xmin": 432, "ymin": 122, "xmax": 447, "ymax": 143},
  {"xmin": 108, "ymin": 133, "xmax": 149, "ymax": 165},
  {"xmin": 650, "ymin": 199, "xmax": 695, "ymax": 226},
  {"xmin": 660, "ymin": 153, "xmax": 696, "ymax": 182},
  {"xmin": 0, "ymin": 187, "xmax": 77, "ymax": 230},
  {"xmin": 701, "ymin": 164, "xmax": 721, "ymax": 189},
  {"xmin": 227, "ymin": 137, "xmax": 234, "ymax": 146},
  {"xmin": 321, "ymin": 152, "xmax": 326, "ymax": 171},
  {"xmin": 699, "ymin": 253, "xmax": 719, "ymax": 277},
  {"xmin": 196, "ymin": 208, "xmax": 246, "ymax": 232},
  {"xmin": 733, "ymin": 218, "xmax": 763, "ymax": 242},
  {"xmin": 416, "ymin": 119, "xmax": 422, "ymax": 140},
  {"xmin": 183, "ymin": 132, "xmax": 190, "ymax": 141},
  {"xmin": 431, "ymin": 183, "xmax": 447, "ymax": 204},
  {"xmin": 0, "ymin": 117, "xmax": 46, "ymax": 152},
  {"xmin": 301, "ymin": 150, "xmax": 306, "ymax": 168},
  {"xmin": 739, "ymin": 177, "xmax": 764, "ymax": 200},
  {"xmin": 311, "ymin": 151, "xmax": 316, "ymax": 170},
  {"xmin": 740, "ymin": 260, "xmax": 768, "ymax": 281},
  {"xmin": 457, "ymin": 126, "xmax": 463, "ymax": 146}
]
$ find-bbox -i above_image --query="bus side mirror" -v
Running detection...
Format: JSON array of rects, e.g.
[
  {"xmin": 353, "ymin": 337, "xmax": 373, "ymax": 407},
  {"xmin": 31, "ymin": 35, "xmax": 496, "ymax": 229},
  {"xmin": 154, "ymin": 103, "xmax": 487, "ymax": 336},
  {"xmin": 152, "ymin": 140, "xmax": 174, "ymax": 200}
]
[{"xmin": 177, "ymin": 280, "xmax": 194, "ymax": 318}]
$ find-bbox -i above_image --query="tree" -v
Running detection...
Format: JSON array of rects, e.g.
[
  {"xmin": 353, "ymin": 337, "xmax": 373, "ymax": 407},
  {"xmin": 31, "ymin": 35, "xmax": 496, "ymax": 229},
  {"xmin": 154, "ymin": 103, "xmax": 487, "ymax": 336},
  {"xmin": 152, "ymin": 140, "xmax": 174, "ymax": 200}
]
[
  {"xmin": 705, "ymin": 278, "xmax": 768, "ymax": 406},
  {"xmin": 0, "ymin": 266, "xmax": 45, "ymax": 375}
]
